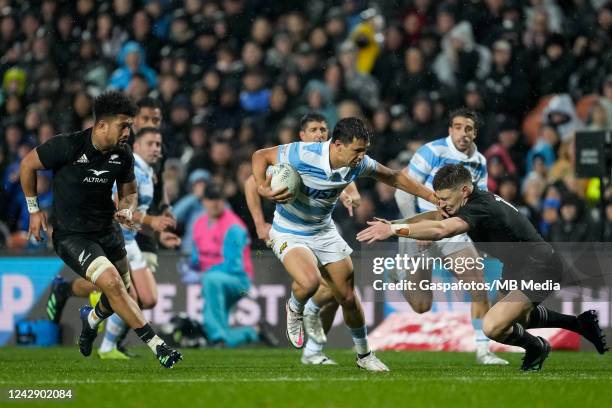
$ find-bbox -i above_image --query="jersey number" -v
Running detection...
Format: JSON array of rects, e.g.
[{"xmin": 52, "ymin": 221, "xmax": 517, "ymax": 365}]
[{"xmin": 494, "ymin": 195, "xmax": 518, "ymax": 212}]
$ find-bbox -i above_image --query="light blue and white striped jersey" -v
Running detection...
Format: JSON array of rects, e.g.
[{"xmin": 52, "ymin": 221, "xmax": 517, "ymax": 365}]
[
  {"xmin": 272, "ymin": 140, "xmax": 378, "ymax": 236},
  {"xmin": 120, "ymin": 153, "xmax": 154, "ymax": 242},
  {"xmin": 409, "ymin": 136, "xmax": 487, "ymax": 212}
]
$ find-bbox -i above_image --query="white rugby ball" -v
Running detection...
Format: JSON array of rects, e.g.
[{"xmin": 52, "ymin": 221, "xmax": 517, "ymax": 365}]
[{"xmin": 268, "ymin": 163, "xmax": 301, "ymax": 201}]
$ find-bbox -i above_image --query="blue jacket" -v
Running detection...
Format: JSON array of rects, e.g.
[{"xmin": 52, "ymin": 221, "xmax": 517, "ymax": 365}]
[{"xmin": 108, "ymin": 42, "xmax": 157, "ymax": 90}]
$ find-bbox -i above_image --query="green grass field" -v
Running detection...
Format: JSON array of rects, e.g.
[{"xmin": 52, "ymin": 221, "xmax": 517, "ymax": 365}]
[{"xmin": 0, "ymin": 347, "xmax": 610, "ymax": 407}]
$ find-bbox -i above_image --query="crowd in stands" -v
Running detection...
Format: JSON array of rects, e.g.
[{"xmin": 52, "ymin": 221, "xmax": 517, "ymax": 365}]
[{"xmin": 2, "ymin": 0, "xmax": 612, "ymax": 251}]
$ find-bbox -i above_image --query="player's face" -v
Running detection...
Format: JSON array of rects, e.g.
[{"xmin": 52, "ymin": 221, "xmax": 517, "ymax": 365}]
[
  {"xmin": 335, "ymin": 138, "xmax": 369, "ymax": 168},
  {"xmin": 435, "ymin": 184, "xmax": 470, "ymax": 215},
  {"xmin": 105, "ymin": 114, "xmax": 133, "ymax": 146},
  {"xmin": 134, "ymin": 132, "xmax": 162, "ymax": 165},
  {"xmin": 299, "ymin": 121, "xmax": 328, "ymax": 142},
  {"xmin": 449, "ymin": 116, "xmax": 476, "ymax": 153},
  {"xmin": 203, "ymin": 198, "xmax": 224, "ymax": 218},
  {"xmin": 133, "ymin": 107, "xmax": 162, "ymax": 132}
]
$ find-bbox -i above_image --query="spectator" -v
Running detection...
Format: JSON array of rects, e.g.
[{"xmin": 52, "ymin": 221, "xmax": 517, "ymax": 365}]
[
  {"xmin": 483, "ymin": 40, "xmax": 529, "ymax": 118},
  {"xmin": 108, "ymin": 41, "xmax": 157, "ymax": 90},
  {"xmin": 549, "ymin": 194, "xmax": 596, "ymax": 242},
  {"xmin": 542, "ymin": 94, "xmax": 583, "ymax": 142},
  {"xmin": 338, "ymin": 40, "xmax": 380, "ymax": 111}
]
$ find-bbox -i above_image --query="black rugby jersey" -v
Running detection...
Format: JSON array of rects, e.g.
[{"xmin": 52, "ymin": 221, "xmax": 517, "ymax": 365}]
[{"xmin": 37, "ymin": 128, "xmax": 135, "ymax": 233}]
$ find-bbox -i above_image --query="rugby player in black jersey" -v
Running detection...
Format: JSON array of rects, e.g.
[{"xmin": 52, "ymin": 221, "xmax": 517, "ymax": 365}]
[
  {"xmin": 44, "ymin": 97, "xmax": 178, "ymax": 358},
  {"xmin": 19, "ymin": 91, "xmax": 182, "ymax": 368},
  {"xmin": 358, "ymin": 164, "xmax": 608, "ymax": 371}
]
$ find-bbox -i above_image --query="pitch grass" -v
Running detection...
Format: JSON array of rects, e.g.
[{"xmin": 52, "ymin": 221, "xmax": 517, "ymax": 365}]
[{"xmin": 0, "ymin": 348, "xmax": 610, "ymax": 408}]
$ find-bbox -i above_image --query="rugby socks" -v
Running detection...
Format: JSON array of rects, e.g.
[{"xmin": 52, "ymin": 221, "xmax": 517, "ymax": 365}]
[
  {"xmin": 526, "ymin": 305, "xmax": 580, "ymax": 332},
  {"xmin": 135, "ymin": 323, "xmax": 165, "ymax": 354},
  {"xmin": 350, "ymin": 325, "xmax": 371, "ymax": 357},
  {"xmin": 501, "ymin": 323, "xmax": 541, "ymax": 351},
  {"xmin": 304, "ymin": 298, "xmax": 321, "ymax": 315},
  {"xmin": 88, "ymin": 294, "xmax": 113, "ymax": 329},
  {"xmin": 472, "ymin": 318, "xmax": 490, "ymax": 349},
  {"xmin": 304, "ymin": 338, "xmax": 324, "ymax": 355},
  {"xmin": 288, "ymin": 292, "xmax": 305, "ymax": 314},
  {"xmin": 99, "ymin": 314, "xmax": 127, "ymax": 353}
]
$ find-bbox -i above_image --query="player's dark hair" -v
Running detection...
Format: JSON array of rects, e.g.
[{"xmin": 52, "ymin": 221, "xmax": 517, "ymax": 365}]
[
  {"xmin": 448, "ymin": 107, "xmax": 478, "ymax": 128},
  {"xmin": 93, "ymin": 91, "xmax": 138, "ymax": 122},
  {"xmin": 331, "ymin": 117, "xmax": 371, "ymax": 144},
  {"xmin": 433, "ymin": 164, "xmax": 472, "ymax": 191},
  {"xmin": 134, "ymin": 127, "xmax": 162, "ymax": 140},
  {"xmin": 299, "ymin": 113, "xmax": 327, "ymax": 130},
  {"xmin": 137, "ymin": 97, "xmax": 162, "ymax": 111}
]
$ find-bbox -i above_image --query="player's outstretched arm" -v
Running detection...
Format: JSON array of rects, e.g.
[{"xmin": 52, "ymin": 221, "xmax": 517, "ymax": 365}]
[
  {"xmin": 19, "ymin": 149, "xmax": 49, "ymax": 242},
  {"xmin": 356, "ymin": 217, "xmax": 469, "ymax": 244},
  {"xmin": 339, "ymin": 182, "xmax": 361, "ymax": 216},
  {"xmin": 370, "ymin": 163, "xmax": 438, "ymax": 207},
  {"xmin": 251, "ymin": 146, "xmax": 292, "ymax": 203},
  {"xmin": 245, "ymin": 175, "xmax": 272, "ymax": 242}
]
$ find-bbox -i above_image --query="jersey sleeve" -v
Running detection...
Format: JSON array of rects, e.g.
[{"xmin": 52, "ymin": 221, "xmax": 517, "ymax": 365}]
[
  {"xmin": 36, "ymin": 136, "xmax": 74, "ymax": 170},
  {"xmin": 408, "ymin": 145, "xmax": 435, "ymax": 184},
  {"xmin": 116, "ymin": 150, "xmax": 135, "ymax": 184},
  {"xmin": 355, "ymin": 155, "xmax": 378, "ymax": 177},
  {"xmin": 276, "ymin": 142, "xmax": 300, "ymax": 167},
  {"xmin": 455, "ymin": 199, "xmax": 489, "ymax": 231}
]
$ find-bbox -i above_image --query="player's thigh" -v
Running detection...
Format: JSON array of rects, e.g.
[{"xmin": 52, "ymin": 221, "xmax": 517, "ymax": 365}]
[
  {"xmin": 269, "ymin": 228, "xmax": 320, "ymax": 289},
  {"xmin": 281, "ymin": 247, "xmax": 321, "ymax": 290},
  {"xmin": 53, "ymin": 233, "xmax": 107, "ymax": 282}
]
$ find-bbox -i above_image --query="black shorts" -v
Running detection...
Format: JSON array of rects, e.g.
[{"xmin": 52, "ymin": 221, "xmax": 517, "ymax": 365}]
[
  {"xmin": 52, "ymin": 223, "xmax": 126, "ymax": 279},
  {"xmin": 502, "ymin": 244, "xmax": 563, "ymax": 304},
  {"xmin": 135, "ymin": 232, "xmax": 158, "ymax": 254}
]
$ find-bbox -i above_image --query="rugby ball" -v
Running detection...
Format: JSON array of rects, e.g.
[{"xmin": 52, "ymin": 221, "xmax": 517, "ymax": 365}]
[{"xmin": 268, "ymin": 163, "xmax": 301, "ymax": 201}]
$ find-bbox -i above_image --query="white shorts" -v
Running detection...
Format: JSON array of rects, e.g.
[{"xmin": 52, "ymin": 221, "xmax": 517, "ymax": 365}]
[
  {"xmin": 398, "ymin": 233, "xmax": 475, "ymax": 259},
  {"xmin": 269, "ymin": 226, "xmax": 352, "ymax": 266},
  {"xmin": 125, "ymin": 240, "xmax": 147, "ymax": 270}
]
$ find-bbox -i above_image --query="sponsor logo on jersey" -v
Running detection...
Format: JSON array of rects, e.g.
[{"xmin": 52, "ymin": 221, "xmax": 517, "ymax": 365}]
[
  {"xmin": 83, "ymin": 169, "xmax": 109, "ymax": 183},
  {"xmin": 88, "ymin": 169, "xmax": 109, "ymax": 176},
  {"xmin": 75, "ymin": 154, "xmax": 89, "ymax": 164},
  {"xmin": 279, "ymin": 242, "xmax": 288, "ymax": 254}
]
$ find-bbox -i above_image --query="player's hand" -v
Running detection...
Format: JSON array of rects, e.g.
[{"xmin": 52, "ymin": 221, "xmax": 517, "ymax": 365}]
[
  {"xmin": 356, "ymin": 220, "xmax": 394, "ymax": 244},
  {"xmin": 114, "ymin": 209, "xmax": 136, "ymax": 230},
  {"xmin": 162, "ymin": 207, "xmax": 176, "ymax": 222},
  {"xmin": 416, "ymin": 240, "xmax": 432, "ymax": 251},
  {"xmin": 258, "ymin": 174, "xmax": 293, "ymax": 203},
  {"xmin": 149, "ymin": 215, "xmax": 176, "ymax": 232},
  {"xmin": 28, "ymin": 211, "xmax": 49, "ymax": 242},
  {"xmin": 256, "ymin": 222, "xmax": 272, "ymax": 242},
  {"xmin": 159, "ymin": 231, "xmax": 181, "ymax": 248},
  {"xmin": 340, "ymin": 191, "xmax": 361, "ymax": 217},
  {"xmin": 373, "ymin": 217, "xmax": 391, "ymax": 225}
]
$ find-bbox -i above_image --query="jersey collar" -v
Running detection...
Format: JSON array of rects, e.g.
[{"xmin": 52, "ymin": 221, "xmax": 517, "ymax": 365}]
[
  {"xmin": 133, "ymin": 152, "xmax": 152, "ymax": 173},
  {"xmin": 446, "ymin": 135, "xmax": 476, "ymax": 160}
]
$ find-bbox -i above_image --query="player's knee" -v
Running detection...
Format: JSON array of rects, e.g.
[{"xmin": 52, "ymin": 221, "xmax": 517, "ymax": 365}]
[
  {"xmin": 482, "ymin": 316, "xmax": 505, "ymax": 340},
  {"xmin": 139, "ymin": 293, "xmax": 157, "ymax": 309},
  {"xmin": 337, "ymin": 290, "xmax": 357, "ymax": 310}
]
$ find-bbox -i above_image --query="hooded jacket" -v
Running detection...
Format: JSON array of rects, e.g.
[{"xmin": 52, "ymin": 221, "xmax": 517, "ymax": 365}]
[{"xmin": 108, "ymin": 41, "xmax": 157, "ymax": 90}]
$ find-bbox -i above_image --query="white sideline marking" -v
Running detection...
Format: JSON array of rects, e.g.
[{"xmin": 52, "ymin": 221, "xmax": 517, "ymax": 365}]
[{"xmin": 0, "ymin": 375, "xmax": 608, "ymax": 385}]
